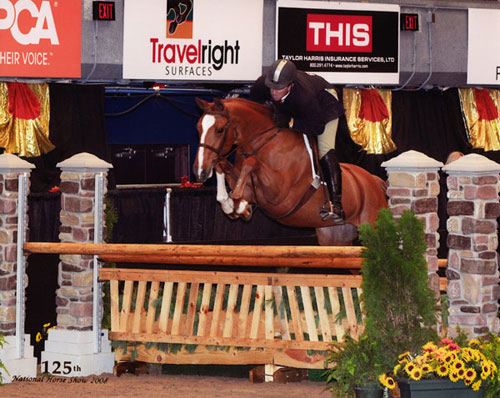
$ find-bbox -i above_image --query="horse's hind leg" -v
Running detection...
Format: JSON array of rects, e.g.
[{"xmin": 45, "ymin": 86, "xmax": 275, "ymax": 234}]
[{"xmin": 315, "ymin": 224, "xmax": 358, "ymax": 246}]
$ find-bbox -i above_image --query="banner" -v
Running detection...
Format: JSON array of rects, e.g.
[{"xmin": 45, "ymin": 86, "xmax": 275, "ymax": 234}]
[
  {"xmin": 0, "ymin": 0, "xmax": 81, "ymax": 78},
  {"xmin": 467, "ymin": 9, "xmax": 500, "ymax": 85},
  {"xmin": 276, "ymin": 0, "xmax": 400, "ymax": 84},
  {"xmin": 123, "ymin": 0, "xmax": 263, "ymax": 81},
  {"xmin": 0, "ymin": 82, "xmax": 54, "ymax": 157},
  {"xmin": 458, "ymin": 88, "xmax": 500, "ymax": 151}
]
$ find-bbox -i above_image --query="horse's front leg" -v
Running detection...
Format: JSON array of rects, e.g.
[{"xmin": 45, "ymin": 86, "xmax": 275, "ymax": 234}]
[
  {"xmin": 230, "ymin": 156, "xmax": 257, "ymax": 201},
  {"xmin": 214, "ymin": 164, "xmax": 236, "ymax": 217},
  {"xmin": 230, "ymin": 156, "xmax": 258, "ymax": 219}
]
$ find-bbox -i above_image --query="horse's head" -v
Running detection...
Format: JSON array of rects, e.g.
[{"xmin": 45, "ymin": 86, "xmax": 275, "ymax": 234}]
[{"xmin": 193, "ymin": 98, "xmax": 235, "ymax": 182}]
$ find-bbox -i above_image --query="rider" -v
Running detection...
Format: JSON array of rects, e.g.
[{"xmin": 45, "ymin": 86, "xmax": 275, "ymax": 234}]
[{"xmin": 249, "ymin": 59, "xmax": 345, "ymax": 224}]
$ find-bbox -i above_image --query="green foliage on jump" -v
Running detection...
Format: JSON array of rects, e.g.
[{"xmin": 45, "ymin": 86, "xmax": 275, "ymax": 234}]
[{"xmin": 359, "ymin": 208, "xmax": 438, "ymax": 362}]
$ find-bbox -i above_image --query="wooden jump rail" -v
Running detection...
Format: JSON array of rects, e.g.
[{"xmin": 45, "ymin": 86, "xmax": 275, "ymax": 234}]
[{"xmin": 23, "ymin": 242, "xmax": 447, "ymax": 269}]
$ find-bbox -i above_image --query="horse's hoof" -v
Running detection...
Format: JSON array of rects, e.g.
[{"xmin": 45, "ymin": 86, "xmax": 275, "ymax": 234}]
[{"xmin": 241, "ymin": 208, "xmax": 253, "ymax": 221}]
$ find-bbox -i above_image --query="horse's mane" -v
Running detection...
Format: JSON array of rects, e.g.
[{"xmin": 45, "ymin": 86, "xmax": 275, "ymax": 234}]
[{"xmin": 222, "ymin": 98, "xmax": 273, "ymax": 121}]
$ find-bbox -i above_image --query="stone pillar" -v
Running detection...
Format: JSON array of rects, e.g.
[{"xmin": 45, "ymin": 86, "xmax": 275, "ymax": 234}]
[
  {"xmin": 382, "ymin": 151, "xmax": 444, "ymax": 296},
  {"xmin": 41, "ymin": 153, "xmax": 114, "ymax": 376},
  {"xmin": 443, "ymin": 154, "xmax": 500, "ymax": 336},
  {"xmin": 0, "ymin": 154, "xmax": 37, "ymax": 383}
]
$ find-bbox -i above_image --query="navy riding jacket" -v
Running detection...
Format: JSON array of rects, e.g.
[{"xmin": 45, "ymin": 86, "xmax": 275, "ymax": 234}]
[{"xmin": 249, "ymin": 71, "xmax": 344, "ymax": 136}]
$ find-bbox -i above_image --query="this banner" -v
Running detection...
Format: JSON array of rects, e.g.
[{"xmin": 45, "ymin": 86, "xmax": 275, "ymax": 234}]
[
  {"xmin": 467, "ymin": 9, "xmax": 500, "ymax": 85},
  {"xmin": 276, "ymin": 0, "xmax": 400, "ymax": 84},
  {"xmin": 123, "ymin": 0, "xmax": 263, "ymax": 81},
  {"xmin": 0, "ymin": 0, "xmax": 81, "ymax": 78}
]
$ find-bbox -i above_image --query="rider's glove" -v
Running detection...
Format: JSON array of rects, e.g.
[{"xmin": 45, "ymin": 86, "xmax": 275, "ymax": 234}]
[{"xmin": 273, "ymin": 110, "xmax": 291, "ymax": 128}]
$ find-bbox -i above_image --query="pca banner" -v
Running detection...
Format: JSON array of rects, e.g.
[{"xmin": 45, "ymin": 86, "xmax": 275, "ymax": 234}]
[
  {"xmin": 277, "ymin": 0, "xmax": 400, "ymax": 84},
  {"xmin": 123, "ymin": 0, "xmax": 263, "ymax": 81},
  {"xmin": 0, "ymin": 0, "xmax": 81, "ymax": 78},
  {"xmin": 467, "ymin": 9, "xmax": 500, "ymax": 85}
]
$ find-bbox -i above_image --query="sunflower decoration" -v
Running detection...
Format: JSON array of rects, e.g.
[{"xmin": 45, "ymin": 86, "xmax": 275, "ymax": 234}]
[{"xmin": 378, "ymin": 336, "xmax": 499, "ymax": 395}]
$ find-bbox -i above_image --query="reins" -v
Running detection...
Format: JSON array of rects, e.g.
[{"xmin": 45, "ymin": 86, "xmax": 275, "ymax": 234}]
[{"xmin": 199, "ymin": 116, "xmax": 280, "ymax": 164}]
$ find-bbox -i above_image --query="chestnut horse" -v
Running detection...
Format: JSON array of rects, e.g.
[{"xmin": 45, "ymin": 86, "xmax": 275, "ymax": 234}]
[{"xmin": 193, "ymin": 98, "xmax": 387, "ymax": 245}]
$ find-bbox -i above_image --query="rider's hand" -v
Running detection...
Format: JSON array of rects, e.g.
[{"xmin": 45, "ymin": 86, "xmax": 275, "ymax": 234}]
[{"xmin": 273, "ymin": 111, "xmax": 291, "ymax": 128}]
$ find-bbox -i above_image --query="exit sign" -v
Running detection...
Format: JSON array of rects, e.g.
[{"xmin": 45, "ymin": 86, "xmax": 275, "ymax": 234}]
[
  {"xmin": 400, "ymin": 13, "xmax": 419, "ymax": 31},
  {"xmin": 93, "ymin": 1, "xmax": 115, "ymax": 21}
]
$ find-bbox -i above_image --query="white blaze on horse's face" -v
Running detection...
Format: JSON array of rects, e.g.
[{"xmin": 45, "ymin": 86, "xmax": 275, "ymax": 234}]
[{"xmin": 197, "ymin": 114, "xmax": 215, "ymax": 180}]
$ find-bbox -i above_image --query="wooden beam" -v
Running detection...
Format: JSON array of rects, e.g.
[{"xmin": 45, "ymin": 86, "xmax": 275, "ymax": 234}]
[
  {"xmin": 109, "ymin": 331, "xmax": 333, "ymax": 351},
  {"xmin": 24, "ymin": 242, "xmax": 364, "ymax": 258},
  {"xmin": 23, "ymin": 242, "xmax": 448, "ymax": 268},
  {"xmin": 101, "ymin": 255, "xmax": 447, "ymax": 268},
  {"xmin": 98, "ymin": 254, "xmax": 366, "ymax": 268},
  {"xmin": 99, "ymin": 268, "xmax": 363, "ymax": 287}
]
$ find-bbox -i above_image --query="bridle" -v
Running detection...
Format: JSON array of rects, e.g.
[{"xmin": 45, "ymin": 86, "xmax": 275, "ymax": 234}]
[{"xmin": 197, "ymin": 112, "xmax": 280, "ymax": 166}]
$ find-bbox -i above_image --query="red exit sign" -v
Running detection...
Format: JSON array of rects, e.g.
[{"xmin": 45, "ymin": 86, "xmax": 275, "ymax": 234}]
[
  {"xmin": 93, "ymin": 1, "xmax": 115, "ymax": 21},
  {"xmin": 400, "ymin": 13, "xmax": 419, "ymax": 31}
]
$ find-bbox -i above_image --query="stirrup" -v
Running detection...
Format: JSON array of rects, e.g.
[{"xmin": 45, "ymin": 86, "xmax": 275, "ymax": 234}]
[{"xmin": 320, "ymin": 202, "xmax": 345, "ymax": 224}]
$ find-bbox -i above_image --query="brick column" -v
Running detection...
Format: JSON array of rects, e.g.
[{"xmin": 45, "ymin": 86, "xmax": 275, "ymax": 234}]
[
  {"xmin": 55, "ymin": 155, "xmax": 112, "ymax": 329},
  {"xmin": 382, "ymin": 151, "xmax": 444, "ymax": 296},
  {"xmin": 42, "ymin": 153, "xmax": 114, "ymax": 376},
  {"xmin": 443, "ymin": 154, "xmax": 500, "ymax": 336},
  {"xmin": 0, "ymin": 154, "xmax": 36, "ymax": 382}
]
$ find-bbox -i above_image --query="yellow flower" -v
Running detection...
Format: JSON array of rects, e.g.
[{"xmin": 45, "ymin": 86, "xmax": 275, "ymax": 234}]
[
  {"xmin": 464, "ymin": 368, "xmax": 477, "ymax": 381},
  {"xmin": 457, "ymin": 368, "xmax": 465, "ymax": 379},
  {"xmin": 449, "ymin": 372, "xmax": 460, "ymax": 383},
  {"xmin": 393, "ymin": 364, "xmax": 401, "ymax": 376},
  {"xmin": 379, "ymin": 374, "xmax": 396, "ymax": 390},
  {"xmin": 444, "ymin": 353, "xmax": 455, "ymax": 363},
  {"xmin": 404, "ymin": 362, "xmax": 416, "ymax": 375},
  {"xmin": 481, "ymin": 362, "xmax": 491, "ymax": 379},
  {"xmin": 398, "ymin": 351, "xmax": 410, "ymax": 363},
  {"xmin": 421, "ymin": 364, "xmax": 432, "ymax": 374},
  {"xmin": 410, "ymin": 367, "xmax": 423, "ymax": 381},
  {"xmin": 423, "ymin": 342, "xmax": 438, "ymax": 351},
  {"xmin": 468, "ymin": 338, "xmax": 480, "ymax": 347},
  {"xmin": 452, "ymin": 359, "xmax": 465, "ymax": 371},
  {"xmin": 436, "ymin": 364, "xmax": 449, "ymax": 377},
  {"xmin": 472, "ymin": 380, "xmax": 482, "ymax": 391},
  {"xmin": 461, "ymin": 348, "xmax": 472, "ymax": 362}
]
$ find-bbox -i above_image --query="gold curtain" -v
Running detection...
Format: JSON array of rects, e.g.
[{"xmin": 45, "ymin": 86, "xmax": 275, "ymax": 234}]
[
  {"xmin": 0, "ymin": 82, "xmax": 54, "ymax": 157},
  {"xmin": 458, "ymin": 88, "xmax": 500, "ymax": 152},
  {"xmin": 343, "ymin": 88, "xmax": 396, "ymax": 155}
]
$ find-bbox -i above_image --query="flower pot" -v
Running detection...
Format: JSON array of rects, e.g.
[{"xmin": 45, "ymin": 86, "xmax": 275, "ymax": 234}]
[
  {"xmin": 354, "ymin": 383, "xmax": 384, "ymax": 398},
  {"xmin": 398, "ymin": 378, "xmax": 483, "ymax": 398}
]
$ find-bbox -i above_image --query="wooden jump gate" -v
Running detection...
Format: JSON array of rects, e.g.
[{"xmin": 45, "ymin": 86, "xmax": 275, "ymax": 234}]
[
  {"xmin": 24, "ymin": 242, "xmax": 447, "ymax": 369},
  {"xmin": 99, "ymin": 268, "xmax": 364, "ymax": 369}
]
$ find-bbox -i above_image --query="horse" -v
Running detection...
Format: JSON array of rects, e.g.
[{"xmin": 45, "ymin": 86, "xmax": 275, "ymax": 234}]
[{"xmin": 193, "ymin": 97, "xmax": 387, "ymax": 245}]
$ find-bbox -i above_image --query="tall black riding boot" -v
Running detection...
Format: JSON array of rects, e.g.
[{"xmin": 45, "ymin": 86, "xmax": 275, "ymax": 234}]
[{"xmin": 319, "ymin": 149, "xmax": 345, "ymax": 224}]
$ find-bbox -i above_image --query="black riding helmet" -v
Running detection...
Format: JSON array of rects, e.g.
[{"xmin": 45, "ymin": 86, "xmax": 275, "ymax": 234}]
[{"xmin": 265, "ymin": 59, "xmax": 297, "ymax": 90}]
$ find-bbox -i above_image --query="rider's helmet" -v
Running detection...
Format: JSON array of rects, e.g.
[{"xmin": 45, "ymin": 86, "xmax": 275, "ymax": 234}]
[{"xmin": 265, "ymin": 59, "xmax": 297, "ymax": 90}]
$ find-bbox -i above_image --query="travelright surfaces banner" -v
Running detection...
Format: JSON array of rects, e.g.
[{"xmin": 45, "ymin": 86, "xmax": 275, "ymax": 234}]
[
  {"xmin": 467, "ymin": 8, "xmax": 500, "ymax": 85},
  {"xmin": 123, "ymin": 0, "xmax": 263, "ymax": 81},
  {"xmin": 276, "ymin": 0, "xmax": 400, "ymax": 85}
]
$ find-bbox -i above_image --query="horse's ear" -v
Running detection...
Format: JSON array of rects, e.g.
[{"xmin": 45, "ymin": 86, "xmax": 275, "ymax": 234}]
[
  {"xmin": 213, "ymin": 98, "xmax": 225, "ymax": 112},
  {"xmin": 195, "ymin": 97, "xmax": 210, "ymax": 111}
]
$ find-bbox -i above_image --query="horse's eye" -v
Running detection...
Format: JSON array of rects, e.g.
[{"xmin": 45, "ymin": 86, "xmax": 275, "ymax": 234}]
[{"xmin": 215, "ymin": 127, "xmax": 224, "ymax": 134}]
